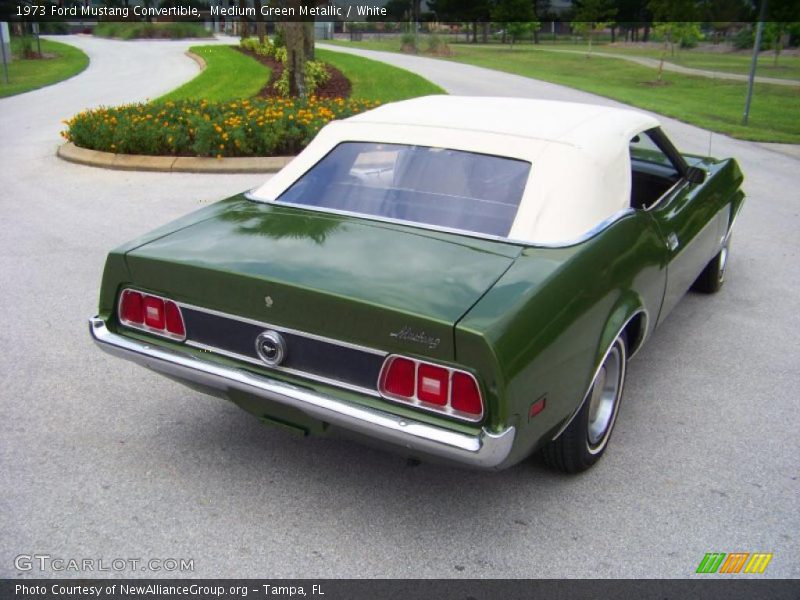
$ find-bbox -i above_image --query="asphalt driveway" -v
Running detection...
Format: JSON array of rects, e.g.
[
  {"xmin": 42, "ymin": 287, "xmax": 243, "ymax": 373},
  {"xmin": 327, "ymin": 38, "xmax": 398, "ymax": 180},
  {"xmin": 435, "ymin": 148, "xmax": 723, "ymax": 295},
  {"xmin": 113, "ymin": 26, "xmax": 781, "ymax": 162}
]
[{"xmin": 0, "ymin": 36, "xmax": 797, "ymax": 579}]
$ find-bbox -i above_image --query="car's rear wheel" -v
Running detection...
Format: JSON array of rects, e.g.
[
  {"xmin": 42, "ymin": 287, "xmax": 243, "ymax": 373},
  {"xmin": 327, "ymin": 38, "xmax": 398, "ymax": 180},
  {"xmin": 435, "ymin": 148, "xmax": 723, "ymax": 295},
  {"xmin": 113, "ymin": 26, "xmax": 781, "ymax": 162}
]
[
  {"xmin": 542, "ymin": 333, "xmax": 627, "ymax": 473},
  {"xmin": 692, "ymin": 237, "xmax": 730, "ymax": 294}
]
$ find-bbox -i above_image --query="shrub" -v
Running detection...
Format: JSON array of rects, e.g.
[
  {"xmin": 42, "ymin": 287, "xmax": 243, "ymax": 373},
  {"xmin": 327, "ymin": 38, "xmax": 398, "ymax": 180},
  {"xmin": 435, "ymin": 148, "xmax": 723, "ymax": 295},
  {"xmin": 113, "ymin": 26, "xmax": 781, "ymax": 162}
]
[
  {"xmin": 241, "ymin": 37, "xmax": 276, "ymax": 58},
  {"xmin": 94, "ymin": 22, "xmax": 210, "ymax": 40},
  {"xmin": 426, "ymin": 34, "xmax": 451, "ymax": 55},
  {"xmin": 305, "ymin": 60, "xmax": 331, "ymax": 96},
  {"xmin": 732, "ymin": 26, "xmax": 769, "ymax": 51},
  {"xmin": 40, "ymin": 22, "xmax": 69, "ymax": 35},
  {"xmin": 240, "ymin": 38, "xmax": 260, "ymax": 52},
  {"xmin": 400, "ymin": 32, "xmax": 417, "ymax": 53},
  {"xmin": 62, "ymin": 97, "xmax": 378, "ymax": 158},
  {"xmin": 272, "ymin": 27, "xmax": 286, "ymax": 49},
  {"xmin": 273, "ymin": 69, "xmax": 290, "ymax": 97},
  {"xmin": 242, "ymin": 38, "xmax": 327, "ymax": 98},
  {"xmin": 19, "ymin": 36, "xmax": 37, "ymax": 59}
]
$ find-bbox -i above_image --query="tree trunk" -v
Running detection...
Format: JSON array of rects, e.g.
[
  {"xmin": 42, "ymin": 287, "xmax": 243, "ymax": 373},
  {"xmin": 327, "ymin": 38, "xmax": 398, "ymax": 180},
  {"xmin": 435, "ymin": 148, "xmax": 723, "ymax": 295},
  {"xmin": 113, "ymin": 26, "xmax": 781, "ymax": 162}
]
[
  {"xmin": 304, "ymin": 20, "xmax": 314, "ymax": 61},
  {"xmin": 773, "ymin": 30, "xmax": 783, "ymax": 67},
  {"xmin": 482, "ymin": 22, "xmax": 489, "ymax": 43},
  {"xmin": 238, "ymin": 0, "xmax": 248, "ymax": 39},
  {"xmin": 611, "ymin": 25, "xmax": 616, "ymax": 43},
  {"xmin": 283, "ymin": 21, "xmax": 307, "ymax": 97},
  {"xmin": 658, "ymin": 41, "xmax": 667, "ymax": 82},
  {"xmin": 471, "ymin": 21, "xmax": 477, "ymax": 44},
  {"xmin": 252, "ymin": 0, "xmax": 265, "ymax": 43}
]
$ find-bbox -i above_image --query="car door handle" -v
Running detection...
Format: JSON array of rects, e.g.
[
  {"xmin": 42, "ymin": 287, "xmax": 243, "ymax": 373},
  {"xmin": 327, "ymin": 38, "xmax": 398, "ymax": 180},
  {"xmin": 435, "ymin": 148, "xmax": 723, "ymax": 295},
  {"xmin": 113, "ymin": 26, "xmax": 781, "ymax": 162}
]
[{"xmin": 666, "ymin": 232, "xmax": 679, "ymax": 251}]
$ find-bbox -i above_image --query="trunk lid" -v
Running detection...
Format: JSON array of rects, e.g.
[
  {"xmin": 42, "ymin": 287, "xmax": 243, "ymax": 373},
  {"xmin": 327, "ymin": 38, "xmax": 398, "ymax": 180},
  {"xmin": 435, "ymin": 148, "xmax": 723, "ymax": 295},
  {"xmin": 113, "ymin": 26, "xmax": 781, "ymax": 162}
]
[{"xmin": 123, "ymin": 197, "xmax": 520, "ymax": 360}]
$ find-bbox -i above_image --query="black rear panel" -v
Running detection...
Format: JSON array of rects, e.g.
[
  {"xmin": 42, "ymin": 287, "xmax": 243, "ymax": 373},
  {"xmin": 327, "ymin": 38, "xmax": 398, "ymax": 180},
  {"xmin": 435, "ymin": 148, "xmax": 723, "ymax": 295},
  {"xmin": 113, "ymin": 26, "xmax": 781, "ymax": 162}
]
[{"xmin": 181, "ymin": 307, "xmax": 385, "ymax": 393}]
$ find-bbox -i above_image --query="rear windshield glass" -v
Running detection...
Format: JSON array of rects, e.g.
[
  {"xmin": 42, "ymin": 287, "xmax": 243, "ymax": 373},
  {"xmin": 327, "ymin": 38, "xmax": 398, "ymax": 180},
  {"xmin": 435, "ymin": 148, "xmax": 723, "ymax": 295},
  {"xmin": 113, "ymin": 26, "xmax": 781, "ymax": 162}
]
[{"xmin": 276, "ymin": 142, "xmax": 531, "ymax": 237}]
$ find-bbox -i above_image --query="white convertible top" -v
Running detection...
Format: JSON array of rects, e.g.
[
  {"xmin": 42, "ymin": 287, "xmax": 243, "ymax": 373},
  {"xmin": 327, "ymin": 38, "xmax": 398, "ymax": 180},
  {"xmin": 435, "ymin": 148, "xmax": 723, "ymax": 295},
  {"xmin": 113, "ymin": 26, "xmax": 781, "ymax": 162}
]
[{"xmin": 250, "ymin": 96, "xmax": 661, "ymax": 245}]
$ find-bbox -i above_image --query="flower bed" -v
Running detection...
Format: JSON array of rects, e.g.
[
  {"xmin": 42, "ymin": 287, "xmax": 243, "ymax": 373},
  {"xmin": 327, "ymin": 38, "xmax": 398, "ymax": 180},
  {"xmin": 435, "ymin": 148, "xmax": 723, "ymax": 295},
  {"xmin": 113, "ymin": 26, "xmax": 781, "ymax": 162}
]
[{"xmin": 61, "ymin": 97, "xmax": 377, "ymax": 158}]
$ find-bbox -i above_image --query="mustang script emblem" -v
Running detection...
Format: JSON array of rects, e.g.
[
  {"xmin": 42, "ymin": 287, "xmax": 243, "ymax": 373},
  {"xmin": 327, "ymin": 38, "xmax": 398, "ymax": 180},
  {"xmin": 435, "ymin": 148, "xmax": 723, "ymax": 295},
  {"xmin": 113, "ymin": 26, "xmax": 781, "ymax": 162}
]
[{"xmin": 389, "ymin": 326, "xmax": 441, "ymax": 349}]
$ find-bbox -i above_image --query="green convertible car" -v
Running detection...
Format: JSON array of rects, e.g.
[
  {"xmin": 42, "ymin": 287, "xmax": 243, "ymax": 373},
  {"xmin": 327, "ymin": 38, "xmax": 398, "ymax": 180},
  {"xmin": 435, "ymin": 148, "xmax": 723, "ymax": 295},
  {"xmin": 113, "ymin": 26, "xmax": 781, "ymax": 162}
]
[{"xmin": 90, "ymin": 96, "xmax": 744, "ymax": 472}]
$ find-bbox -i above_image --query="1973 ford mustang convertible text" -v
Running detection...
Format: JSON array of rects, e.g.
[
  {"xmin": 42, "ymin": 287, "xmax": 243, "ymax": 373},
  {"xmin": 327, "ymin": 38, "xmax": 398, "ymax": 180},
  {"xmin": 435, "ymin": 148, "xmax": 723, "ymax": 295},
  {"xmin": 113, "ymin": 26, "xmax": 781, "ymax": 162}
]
[{"xmin": 90, "ymin": 97, "xmax": 744, "ymax": 472}]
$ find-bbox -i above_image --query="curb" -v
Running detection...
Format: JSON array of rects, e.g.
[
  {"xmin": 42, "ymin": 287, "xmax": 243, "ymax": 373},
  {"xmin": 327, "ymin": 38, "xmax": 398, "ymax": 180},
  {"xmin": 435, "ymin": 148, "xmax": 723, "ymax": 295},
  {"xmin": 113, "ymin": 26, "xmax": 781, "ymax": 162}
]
[
  {"xmin": 185, "ymin": 50, "xmax": 207, "ymax": 71},
  {"xmin": 56, "ymin": 143, "xmax": 294, "ymax": 174}
]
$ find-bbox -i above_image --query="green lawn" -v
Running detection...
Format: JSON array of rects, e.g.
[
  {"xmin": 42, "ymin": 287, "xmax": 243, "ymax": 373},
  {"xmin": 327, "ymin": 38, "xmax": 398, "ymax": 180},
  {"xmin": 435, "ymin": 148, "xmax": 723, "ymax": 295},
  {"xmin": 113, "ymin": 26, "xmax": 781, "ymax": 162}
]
[
  {"xmin": 0, "ymin": 37, "xmax": 89, "ymax": 98},
  {"xmin": 156, "ymin": 45, "xmax": 442, "ymax": 104},
  {"xmin": 327, "ymin": 39, "xmax": 800, "ymax": 143},
  {"xmin": 157, "ymin": 46, "xmax": 271, "ymax": 103},
  {"xmin": 538, "ymin": 43, "xmax": 800, "ymax": 81},
  {"xmin": 316, "ymin": 48, "xmax": 444, "ymax": 101}
]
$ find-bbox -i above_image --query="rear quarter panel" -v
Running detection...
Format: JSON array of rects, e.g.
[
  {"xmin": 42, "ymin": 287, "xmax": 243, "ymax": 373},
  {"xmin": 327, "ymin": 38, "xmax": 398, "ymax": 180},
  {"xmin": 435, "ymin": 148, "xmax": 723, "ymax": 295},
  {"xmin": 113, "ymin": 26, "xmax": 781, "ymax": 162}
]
[{"xmin": 456, "ymin": 212, "xmax": 667, "ymax": 466}]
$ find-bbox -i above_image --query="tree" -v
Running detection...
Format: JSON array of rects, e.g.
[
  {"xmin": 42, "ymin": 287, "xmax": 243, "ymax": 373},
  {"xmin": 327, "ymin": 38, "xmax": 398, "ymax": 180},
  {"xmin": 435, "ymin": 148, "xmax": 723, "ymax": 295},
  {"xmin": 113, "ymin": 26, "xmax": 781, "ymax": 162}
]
[
  {"xmin": 428, "ymin": 0, "xmax": 491, "ymax": 43},
  {"xmin": 765, "ymin": 0, "xmax": 800, "ymax": 66},
  {"xmin": 492, "ymin": 0, "xmax": 539, "ymax": 47},
  {"xmin": 238, "ymin": 0, "xmax": 249, "ymax": 39},
  {"xmin": 572, "ymin": 0, "xmax": 617, "ymax": 57},
  {"xmin": 649, "ymin": 0, "xmax": 698, "ymax": 80},
  {"xmin": 278, "ymin": 1, "xmax": 315, "ymax": 97},
  {"xmin": 252, "ymin": 0, "xmax": 266, "ymax": 44},
  {"xmin": 532, "ymin": 0, "xmax": 551, "ymax": 43}
]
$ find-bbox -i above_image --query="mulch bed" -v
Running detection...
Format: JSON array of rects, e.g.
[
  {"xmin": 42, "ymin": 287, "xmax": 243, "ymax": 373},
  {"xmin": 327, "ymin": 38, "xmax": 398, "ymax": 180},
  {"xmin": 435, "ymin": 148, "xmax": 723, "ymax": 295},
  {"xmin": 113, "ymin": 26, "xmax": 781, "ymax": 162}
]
[{"xmin": 238, "ymin": 47, "xmax": 352, "ymax": 99}]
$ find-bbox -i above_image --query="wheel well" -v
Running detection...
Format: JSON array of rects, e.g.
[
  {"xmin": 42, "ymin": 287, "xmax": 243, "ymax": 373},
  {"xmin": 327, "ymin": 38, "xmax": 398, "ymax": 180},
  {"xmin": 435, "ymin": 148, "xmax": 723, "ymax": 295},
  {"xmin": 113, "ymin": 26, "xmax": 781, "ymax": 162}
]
[{"xmin": 623, "ymin": 311, "xmax": 647, "ymax": 356}]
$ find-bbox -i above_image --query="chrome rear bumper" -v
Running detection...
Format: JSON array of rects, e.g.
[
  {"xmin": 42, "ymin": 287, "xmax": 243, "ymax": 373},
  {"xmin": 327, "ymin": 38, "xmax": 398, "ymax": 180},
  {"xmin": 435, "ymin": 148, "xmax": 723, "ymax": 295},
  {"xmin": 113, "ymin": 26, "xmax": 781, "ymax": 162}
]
[{"xmin": 89, "ymin": 318, "xmax": 515, "ymax": 469}]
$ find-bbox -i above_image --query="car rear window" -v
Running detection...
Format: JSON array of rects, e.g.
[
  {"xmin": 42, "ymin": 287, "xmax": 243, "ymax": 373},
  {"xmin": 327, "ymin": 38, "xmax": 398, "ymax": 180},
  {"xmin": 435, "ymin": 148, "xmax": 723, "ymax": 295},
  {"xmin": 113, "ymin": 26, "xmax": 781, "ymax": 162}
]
[{"xmin": 276, "ymin": 142, "xmax": 531, "ymax": 237}]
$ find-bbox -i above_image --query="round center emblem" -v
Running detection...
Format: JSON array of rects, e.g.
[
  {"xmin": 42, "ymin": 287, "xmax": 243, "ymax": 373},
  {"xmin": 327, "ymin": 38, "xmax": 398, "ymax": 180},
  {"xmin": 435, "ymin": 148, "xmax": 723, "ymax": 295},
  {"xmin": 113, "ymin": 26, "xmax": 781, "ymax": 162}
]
[{"xmin": 255, "ymin": 330, "xmax": 286, "ymax": 366}]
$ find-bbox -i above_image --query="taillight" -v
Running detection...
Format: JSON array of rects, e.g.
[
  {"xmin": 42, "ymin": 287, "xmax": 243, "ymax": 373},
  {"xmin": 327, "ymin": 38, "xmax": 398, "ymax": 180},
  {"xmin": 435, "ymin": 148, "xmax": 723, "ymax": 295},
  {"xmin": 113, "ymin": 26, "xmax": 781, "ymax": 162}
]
[
  {"xmin": 119, "ymin": 290, "xmax": 144, "ymax": 325},
  {"xmin": 417, "ymin": 364, "xmax": 449, "ymax": 405},
  {"xmin": 451, "ymin": 372, "xmax": 482, "ymax": 416},
  {"xmin": 118, "ymin": 288, "xmax": 186, "ymax": 341},
  {"xmin": 164, "ymin": 301, "xmax": 185, "ymax": 337},
  {"xmin": 378, "ymin": 355, "xmax": 484, "ymax": 422},
  {"xmin": 143, "ymin": 296, "xmax": 165, "ymax": 330},
  {"xmin": 382, "ymin": 356, "xmax": 416, "ymax": 398}
]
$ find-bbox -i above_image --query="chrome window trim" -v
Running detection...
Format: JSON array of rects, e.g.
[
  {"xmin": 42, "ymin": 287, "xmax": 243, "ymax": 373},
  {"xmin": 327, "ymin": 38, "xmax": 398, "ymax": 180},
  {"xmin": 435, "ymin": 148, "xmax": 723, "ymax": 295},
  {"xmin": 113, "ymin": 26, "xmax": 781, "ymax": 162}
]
[
  {"xmin": 184, "ymin": 339, "xmax": 381, "ymax": 398},
  {"xmin": 378, "ymin": 354, "xmax": 485, "ymax": 423},
  {"xmin": 641, "ymin": 178, "xmax": 689, "ymax": 213},
  {"xmin": 244, "ymin": 190, "xmax": 635, "ymax": 249},
  {"xmin": 177, "ymin": 299, "xmax": 387, "ymax": 357}
]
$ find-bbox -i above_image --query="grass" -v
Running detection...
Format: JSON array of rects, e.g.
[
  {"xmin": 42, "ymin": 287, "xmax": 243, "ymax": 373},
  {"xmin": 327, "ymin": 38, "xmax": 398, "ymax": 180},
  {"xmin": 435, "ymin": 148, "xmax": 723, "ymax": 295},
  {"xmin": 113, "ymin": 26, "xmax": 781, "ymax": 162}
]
[
  {"xmin": 156, "ymin": 46, "xmax": 440, "ymax": 104},
  {"xmin": 157, "ymin": 46, "xmax": 271, "ymax": 103},
  {"xmin": 316, "ymin": 48, "xmax": 445, "ymax": 101},
  {"xmin": 539, "ymin": 43, "xmax": 800, "ymax": 81},
  {"xmin": 0, "ymin": 37, "xmax": 89, "ymax": 98},
  {"xmin": 93, "ymin": 22, "xmax": 210, "ymax": 40},
  {"xmin": 326, "ymin": 39, "xmax": 800, "ymax": 143}
]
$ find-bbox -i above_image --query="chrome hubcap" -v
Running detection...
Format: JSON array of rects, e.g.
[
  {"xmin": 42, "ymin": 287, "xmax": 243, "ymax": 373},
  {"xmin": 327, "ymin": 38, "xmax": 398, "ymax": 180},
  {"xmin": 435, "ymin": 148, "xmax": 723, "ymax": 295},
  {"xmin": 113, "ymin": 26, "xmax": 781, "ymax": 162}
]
[
  {"xmin": 718, "ymin": 245, "xmax": 728, "ymax": 283},
  {"xmin": 587, "ymin": 342, "xmax": 623, "ymax": 453}
]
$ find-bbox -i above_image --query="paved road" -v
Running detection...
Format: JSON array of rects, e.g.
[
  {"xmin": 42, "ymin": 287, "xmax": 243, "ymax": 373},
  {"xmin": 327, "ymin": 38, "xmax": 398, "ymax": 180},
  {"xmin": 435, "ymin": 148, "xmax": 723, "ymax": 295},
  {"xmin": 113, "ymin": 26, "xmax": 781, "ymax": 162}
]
[{"xmin": 1, "ymin": 37, "xmax": 798, "ymax": 579}]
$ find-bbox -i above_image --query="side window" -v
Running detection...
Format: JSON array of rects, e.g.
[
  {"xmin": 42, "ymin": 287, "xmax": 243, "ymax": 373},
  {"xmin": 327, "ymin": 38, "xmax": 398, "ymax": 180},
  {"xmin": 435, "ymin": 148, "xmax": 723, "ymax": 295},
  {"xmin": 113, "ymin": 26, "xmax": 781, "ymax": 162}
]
[{"xmin": 629, "ymin": 129, "xmax": 681, "ymax": 210}]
